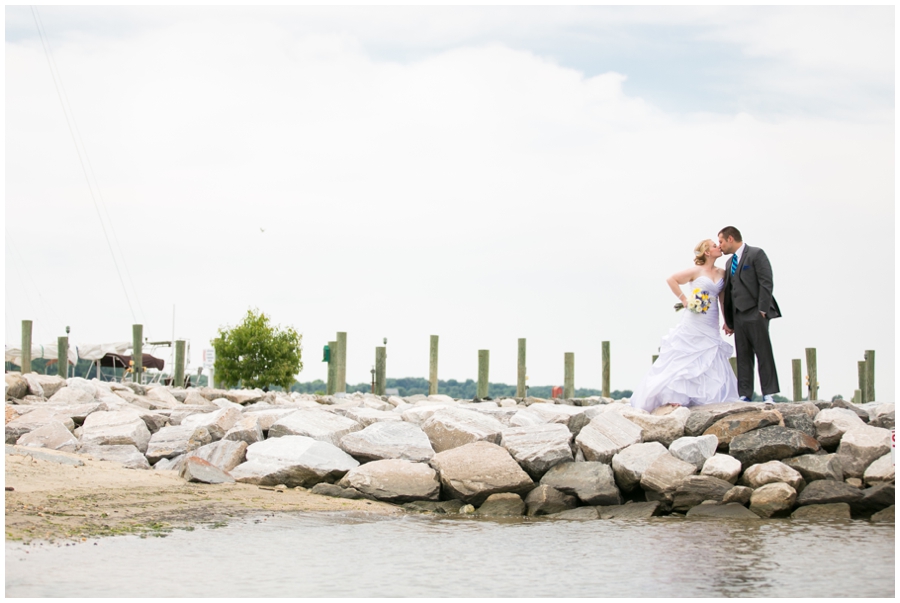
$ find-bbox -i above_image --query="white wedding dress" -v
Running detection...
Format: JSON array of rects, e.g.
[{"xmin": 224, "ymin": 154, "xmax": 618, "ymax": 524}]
[{"xmin": 629, "ymin": 275, "xmax": 740, "ymax": 412}]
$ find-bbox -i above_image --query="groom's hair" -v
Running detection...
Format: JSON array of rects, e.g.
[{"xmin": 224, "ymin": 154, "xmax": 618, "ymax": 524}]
[{"xmin": 719, "ymin": 226, "xmax": 742, "ymax": 242}]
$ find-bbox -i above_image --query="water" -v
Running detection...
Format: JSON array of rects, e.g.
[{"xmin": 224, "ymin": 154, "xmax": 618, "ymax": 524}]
[{"xmin": 6, "ymin": 513, "xmax": 894, "ymax": 597}]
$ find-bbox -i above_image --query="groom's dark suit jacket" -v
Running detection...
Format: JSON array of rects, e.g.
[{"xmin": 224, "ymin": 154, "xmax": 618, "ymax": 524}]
[{"xmin": 723, "ymin": 244, "xmax": 781, "ymax": 330}]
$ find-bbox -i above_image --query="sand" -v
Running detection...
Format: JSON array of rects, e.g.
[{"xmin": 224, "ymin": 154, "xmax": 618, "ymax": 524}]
[{"xmin": 4, "ymin": 446, "xmax": 403, "ymax": 542}]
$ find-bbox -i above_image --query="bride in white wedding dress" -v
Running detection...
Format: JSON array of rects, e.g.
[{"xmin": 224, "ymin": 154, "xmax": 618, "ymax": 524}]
[{"xmin": 629, "ymin": 239, "xmax": 740, "ymax": 412}]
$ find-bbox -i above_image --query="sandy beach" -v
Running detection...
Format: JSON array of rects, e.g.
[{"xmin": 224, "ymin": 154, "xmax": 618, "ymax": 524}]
[{"xmin": 4, "ymin": 445, "xmax": 402, "ymax": 543}]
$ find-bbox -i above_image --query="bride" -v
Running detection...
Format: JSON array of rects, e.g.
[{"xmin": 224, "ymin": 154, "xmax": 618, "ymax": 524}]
[{"xmin": 629, "ymin": 239, "xmax": 740, "ymax": 412}]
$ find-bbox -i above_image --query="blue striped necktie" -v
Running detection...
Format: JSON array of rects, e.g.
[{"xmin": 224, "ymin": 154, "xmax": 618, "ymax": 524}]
[{"xmin": 731, "ymin": 254, "xmax": 738, "ymax": 275}]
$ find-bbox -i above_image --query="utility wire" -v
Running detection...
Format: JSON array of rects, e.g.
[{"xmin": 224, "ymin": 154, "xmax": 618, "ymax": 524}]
[{"xmin": 31, "ymin": 6, "xmax": 140, "ymax": 324}]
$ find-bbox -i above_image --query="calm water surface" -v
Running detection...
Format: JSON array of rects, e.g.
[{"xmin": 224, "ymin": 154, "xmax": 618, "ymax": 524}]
[{"xmin": 6, "ymin": 512, "xmax": 895, "ymax": 597}]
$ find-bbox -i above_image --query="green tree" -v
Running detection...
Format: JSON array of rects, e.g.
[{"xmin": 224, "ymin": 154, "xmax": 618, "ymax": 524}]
[{"xmin": 212, "ymin": 309, "xmax": 303, "ymax": 390}]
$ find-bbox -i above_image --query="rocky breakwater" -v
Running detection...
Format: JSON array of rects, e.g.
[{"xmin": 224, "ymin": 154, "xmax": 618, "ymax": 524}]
[{"xmin": 4, "ymin": 371, "xmax": 895, "ymax": 523}]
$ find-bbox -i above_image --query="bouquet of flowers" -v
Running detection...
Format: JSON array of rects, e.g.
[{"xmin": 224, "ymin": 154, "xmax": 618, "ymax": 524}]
[{"xmin": 674, "ymin": 289, "xmax": 712, "ymax": 314}]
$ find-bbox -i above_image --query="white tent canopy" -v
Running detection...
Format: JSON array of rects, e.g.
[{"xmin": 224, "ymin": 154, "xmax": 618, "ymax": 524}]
[
  {"xmin": 76, "ymin": 342, "xmax": 132, "ymax": 361},
  {"xmin": 5, "ymin": 344, "xmax": 79, "ymax": 367}
]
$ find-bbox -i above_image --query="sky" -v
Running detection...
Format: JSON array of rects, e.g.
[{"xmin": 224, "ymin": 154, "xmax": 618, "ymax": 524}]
[{"xmin": 4, "ymin": 5, "xmax": 895, "ymax": 400}]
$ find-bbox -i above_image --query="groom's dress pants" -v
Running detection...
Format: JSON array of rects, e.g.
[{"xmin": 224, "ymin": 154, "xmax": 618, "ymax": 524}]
[{"xmin": 734, "ymin": 307, "xmax": 780, "ymax": 398}]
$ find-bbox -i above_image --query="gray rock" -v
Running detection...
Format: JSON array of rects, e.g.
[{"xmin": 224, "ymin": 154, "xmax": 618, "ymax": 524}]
[
  {"xmin": 339, "ymin": 459, "xmax": 441, "ymax": 503},
  {"xmin": 795, "ymin": 479, "xmax": 864, "ymax": 506},
  {"xmin": 187, "ymin": 439, "xmax": 248, "ymax": 472},
  {"xmin": 30, "ymin": 374, "xmax": 67, "ymax": 398},
  {"xmin": 153, "ymin": 455, "xmax": 185, "ymax": 472},
  {"xmin": 180, "ymin": 457, "xmax": 235, "ymax": 484},
  {"xmin": 684, "ymin": 402, "xmax": 764, "ymax": 436},
  {"xmin": 870, "ymin": 505, "xmax": 894, "ymax": 523},
  {"xmin": 526, "ymin": 403, "xmax": 589, "ymax": 432},
  {"xmin": 5, "ymin": 373, "xmax": 29, "ymax": 399},
  {"xmin": 403, "ymin": 500, "xmax": 466, "ymax": 514},
  {"xmin": 640, "ymin": 453, "xmax": 698, "ymax": 500},
  {"xmin": 728, "ymin": 426, "xmax": 820, "ymax": 468},
  {"xmin": 722, "ymin": 485, "xmax": 753, "ymax": 506},
  {"xmin": 672, "ymin": 475, "xmax": 735, "ymax": 512},
  {"xmin": 546, "ymin": 507, "xmax": 600, "ymax": 520},
  {"xmin": 814, "ymin": 408, "xmax": 866, "ymax": 447},
  {"xmin": 597, "ymin": 501, "xmax": 662, "ymax": 519},
  {"xmin": 540, "ymin": 461, "xmax": 622, "ymax": 506},
  {"xmin": 499, "ymin": 423, "xmax": 574, "ymax": 479},
  {"xmin": 700, "ymin": 453, "xmax": 742, "ymax": 484},
  {"xmin": 81, "ymin": 410, "xmax": 152, "ymax": 453},
  {"xmin": 242, "ymin": 408, "xmax": 302, "ymax": 433},
  {"xmin": 15, "ymin": 421, "xmax": 78, "ymax": 452},
  {"xmin": 310, "ymin": 483, "xmax": 375, "ymax": 500},
  {"xmin": 180, "ymin": 407, "xmax": 242, "ymax": 441},
  {"xmin": 831, "ymin": 399, "xmax": 871, "ymax": 423},
  {"xmin": 740, "ymin": 460, "xmax": 805, "ymax": 490},
  {"xmin": 268, "ymin": 409, "xmax": 362, "ymax": 446},
  {"xmin": 669, "ymin": 434, "xmax": 719, "ymax": 470},
  {"xmin": 231, "ymin": 435, "xmax": 359, "ymax": 487},
  {"xmin": 702, "ymin": 409, "xmax": 783, "ymax": 450},
  {"xmin": 750, "ymin": 482, "xmax": 797, "ymax": 518},
  {"xmin": 836, "ymin": 426, "xmax": 892, "ymax": 478},
  {"xmin": 782, "ymin": 412, "xmax": 816, "ymax": 438},
  {"xmin": 344, "ymin": 407, "xmax": 403, "ymax": 427},
  {"xmin": 870, "ymin": 403, "xmax": 895, "ymax": 430},
  {"xmin": 476, "ymin": 492, "xmax": 526, "ymax": 516},
  {"xmin": 45, "ymin": 385, "xmax": 97, "ymax": 406},
  {"xmin": 620, "ymin": 409, "xmax": 686, "ymax": 447},
  {"xmin": 144, "ymin": 424, "xmax": 213, "ymax": 463},
  {"xmin": 853, "ymin": 483, "xmax": 895, "ymax": 516},
  {"xmin": 863, "ymin": 453, "xmax": 895, "ymax": 486},
  {"xmin": 78, "ymin": 444, "xmax": 151, "ymax": 469},
  {"xmin": 524, "ymin": 485, "xmax": 579, "ymax": 516},
  {"xmin": 611, "ymin": 441, "xmax": 669, "ymax": 492},
  {"xmin": 428, "ymin": 441, "xmax": 534, "ymax": 505},
  {"xmin": 220, "ymin": 389, "xmax": 266, "ymax": 405},
  {"xmin": 144, "ymin": 387, "xmax": 183, "ymax": 409},
  {"xmin": 508, "ymin": 408, "xmax": 549, "ymax": 428},
  {"xmin": 782, "ymin": 453, "xmax": 843, "ymax": 483},
  {"xmin": 5, "ymin": 408, "xmax": 75, "ymax": 443},
  {"xmin": 791, "ymin": 503, "xmax": 852, "ymax": 520},
  {"xmin": 339, "ymin": 421, "xmax": 435, "ymax": 463},
  {"xmin": 575, "ymin": 412, "xmax": 642, "ymax": 463},
  {"xmin": 686, "ymin": 502, "xmax": 760, "ymax": 519},
  {"xmin": 223, "ymin": 414, "xmax": 265, "ymax": 445},
  {"xmin": 400, "ymin": 404, "xmax": 453, "ymax": 426},
  {"xmin": 421, "ymin": 407, "xmax": 506, "ymax": 453}
]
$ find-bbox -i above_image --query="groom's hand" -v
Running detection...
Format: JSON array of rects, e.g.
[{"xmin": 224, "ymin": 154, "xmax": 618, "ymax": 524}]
[{"xmin": 723, "ymin": 324, "xmax": 734, "ymax": 336}]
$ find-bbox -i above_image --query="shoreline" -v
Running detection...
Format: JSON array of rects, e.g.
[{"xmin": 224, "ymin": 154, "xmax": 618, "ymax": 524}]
[{"xmin": 4, "ymin": 445, "xmax": 403, "ymax": 543}]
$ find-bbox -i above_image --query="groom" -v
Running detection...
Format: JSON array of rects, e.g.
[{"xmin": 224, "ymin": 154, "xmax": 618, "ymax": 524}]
[{"xmin": 718, "ymin": 226, "xmax": 781, "ymax": 402}]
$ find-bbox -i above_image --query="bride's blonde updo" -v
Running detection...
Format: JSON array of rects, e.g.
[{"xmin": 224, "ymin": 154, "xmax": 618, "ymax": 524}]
[{"xmin": 693, "ymin": 239, "xmax": 712, "ymax": 266}]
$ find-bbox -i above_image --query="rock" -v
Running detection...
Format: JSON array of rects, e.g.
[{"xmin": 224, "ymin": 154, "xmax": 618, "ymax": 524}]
[
  {"xmin": 338, "ymin": 459, "xmax": 441, "ymax": 503},
  {"xmin": 791, "ymin": 503, "xmax": 852, "ymax": 519},
  {"xmin": 814, "ymin": 408, "xmax": 866, "ymax": 447},
  {"xmin": 268, "ymin": 409, "xmax": 362, "ymax": 446},
  {"xmin": 400, "ymin": 404, "xmax": 452, "ymax": 426},
  {"xmin": 476, "ymin": 492, "xmax": 526, "ymax": 516},
  {"xmin": 703, "ymin": 409, "xmax": 783, "ymax": 449},
  {"xmin": 403, "ymin": 500, "xmax": 466, "ymax": 514},
  {"xmin": 153, "ymin": 455, "xmax": 185, "ymax": 472},
  {"xmin": 81, "ymin": 410, "xmax": 152, "ymax": 453},
  {"xmin": 728, "ymin": 426, "xmax": 820, "ymax": 468},
  {"xmin": 526, "ymin": 403, "xmax": 589, "ymax": 432},
  {"xmin": 79, "ymin": 444, "xmax": 151, "ymax": 469},
  {"xmin": 339, "ymin": 421, "xmax": 435, "ymax": 463},
  {"xmin": 831, "ymin": 399, "xmax": 871, "ymax": 423},
  {"xmin": 5, "ymin": 374, "xmax": 28, "ymax": 400},
  {"xmin": 6, "ymin": 408, "xmax": 75, "ymax": 443},
  {"xmin": 144, "ymin": 424, "xmax": 213, "ymax": 463},
  {"xmin": 722, "ymin": 485, "xmax": 753, "ymax": 506},
  {"xmin": 20, "ymin": 373, "xmax": 44, "ymax": 398},
  {"xmin": 575, "ymin": 411, "xmax": 642, "ymax": 463},
  {"xmin": 640, "ymin": 453, "xmax": 698, "ymax": 501},
  {"xmin": 30, "ymin": 375, "xmax": 67, "ymax": 398},
  {"xmin": 144, "ymin": 387, "xmax": 182, "ymax": 409},
  {"xmin": 242, "ymin": 408, "xmax": 298, "ymax": 433},
  {"xmin": 421, "ymin": 407, "xmax": 506, "ymax": 453},
  {"xmin": 344, "ymin": 407, "xmax": 403, "ymax": 427},
  {"xmin": 540, "ymin": 461, "xmax": 622, "ymax": 506},
  {"xmin": 187, "ymin": 439, "xmax": 248, "ymax": 472},
  {"xmin": 180, "ymin": 457, "xmax": 235, "ymax": 484},
  {"xmin": 546, "ymin": 507, "xmax": 600, "ymax": 520},
  {"xmin": 220, "ymin": 389, "xmax": 266, "ymax": 406},
  {"xmin": 778, "ymin": 401, "xmax": 821, "ymax": 420},
  {"xmin": 428, "ymin": 441, "xmax": 534, "ymax": 506},
  {"xmin": 611, "ymin": 441, "xmax": 669, "ymax": 492},
  {"xmin": 687, "ymin": 502, "xmax": 760, "ymax": 518},
  {"xmin": 781, "ymin": 413, "xmax": 817, "ymax": 438},
  {"xmin": 870, "ymin": 505, "xmax": 894, "ymax": 523},
  {"xmin": 182, "ymin": 391, "xmax": 212, "ymax": 406},
  {"xmin": 782, "ymin": 453, "xmax": 844, "ymax": 483},
  {"xmin": 836, "ymin": 426, "xmax": 892, "ymax": 478},
  {"xmin": 741, "ymin": 460, "xmax": 805, "ymax": 490},
  {"xmin": 863, "ymin": 453, "xmax": 895, "ymax": 486},
  {"xmin": 223, "ymin": 414, "xmax": 265, "ymax": 445},
  {"xmin": 621, "ymin": 411, "xmax": 685, "ymax": 447},
  {"xmin": 845, "ymin": 477, "xmax": 864, "ymax": 488},
  {"xmin": 499, "ymin": 423, "xmax": 574, "ymax": 479},
  {"xmin": 15, "ymin": 421, "xmax": 78, "ymax": 452},
  {"xmin": 669, "ymin": 434, "xmax": 719, "ymax": 470},
  {"xmin": 231, "ymin": 435, "xmax": 359, "ymax": 487},
  {"xmin": 672, "ymin": 475, "xmax": 735, "ymax": 512},
  {"xmin": 310, "ymin": 483, "xmax": 374, "ymax": 500},
  {"xmin": 700, "ymin": 453, "xmax": 742, "ymax": 484},
  {"xmin": 749, "ymin": 482, "xmax": 797, "ymax": 517},
  {"xmin": 46, "ymin": 386, "xmax": 97, "ymax": 406},
  {"xmin": 597, "ymin": 501, "xmax": 662, "ymax": 519},
  {"xmin": 181, "ymin": 407, "xmax": 242, "ymax": 441},
  {"xmin": 853, "ymin": 483, "xmax": 895, "ymax": 516},
  {"xmin": 508, "ymin": 408, "xmax": 549, "ymax": 428},
  {"xmin": 795, "ymin": 479, "xmax": 864, "ymax": 506},
  {"xmin": 870, "ymin": 403, "xmax": 895, "ymax": 430},
  {"xmin": 684, "ymin": 402, "xmax": 763, "ymax": 436},
  {"xmin": 523, "ymin": 485, "xmax": 578, "ymax": 516}
]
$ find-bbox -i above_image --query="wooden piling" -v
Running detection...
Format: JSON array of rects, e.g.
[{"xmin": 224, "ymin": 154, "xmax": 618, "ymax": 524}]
[
  {"xmin": 21, "ymin": 320, "xmax": 32, "ymax": 374},
  {"xmin": 601, "ymin": 341, "xmax": 610, "ymax": 398},
  {"xmin": 853, "ymin": 389, "xmax": 862, "ymax": 404},
  {"xmin": 132, "ymin": 324, "xmax": 143, "ymax": 384},
  {"xmin": 57, "ymin": 336, "xmax": 68, "ymax": 378},
  {"xmin": 429, "ymin": 335, "xmax": 439, "ymax": 395},
  {"xmin": 805, "ymin": 348, "xmax": 818, "ymax": 402},
  {"xmin": 335, "ymin": 332, "xmax": 347, "ymax": 393},
  {"xmin": 864, "ymin": 350, "xmax": 875, "ymax": 402},
  {"xmin": 517, "ymin": 338, "xmax": 526, "ymax": 398},
  {"xmin": 326, "ymin": 340, "xmax": 336, "ymax": 395},
  {"xmin": 375, "ymin": 346, "xmax": 386, "ymax": 396},
  {"xmin": 477, "ymin": 350, "xmax": 489, "ymax": 399},
  {"xmin": 792, "ymin": 359, "xmax": 802, "ymax": 401},
  {"xmin": 564, "ymin": 353, "xmax": 574, "ymax": 399},
  {"xmin": 174, "ymin": 340, "xmax": 186, "ymax": 388},
  {"xmin": 858, "ymin": 360, "xmax": 867, "ymax": 404}
]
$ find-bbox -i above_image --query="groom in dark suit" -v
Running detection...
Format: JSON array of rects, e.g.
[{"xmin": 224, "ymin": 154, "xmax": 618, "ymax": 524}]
[{"xmin": 718, "ymin": 226, "xmax": 781, "ymax": 402}]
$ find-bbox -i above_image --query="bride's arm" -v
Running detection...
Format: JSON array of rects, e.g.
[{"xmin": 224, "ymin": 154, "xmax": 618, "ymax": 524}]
[{"xmin": 666, "ymin": 267, "xmax": 700, "ymax": 304}]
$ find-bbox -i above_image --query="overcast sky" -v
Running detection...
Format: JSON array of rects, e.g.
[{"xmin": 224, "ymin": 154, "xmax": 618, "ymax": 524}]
[{"xmin": 4, "ymin": 6, "xmax": 895, "ymax": 400}]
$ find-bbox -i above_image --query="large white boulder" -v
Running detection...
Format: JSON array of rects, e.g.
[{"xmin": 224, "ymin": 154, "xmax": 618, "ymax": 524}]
[
  {"xmin": 16, "ymin": 421, "xmax": 78, "ymax": 453},
  {"xmin": 145, "ymin": 424, "xmax": 213, "ymax": 463},
  {"xmin": 81, "ymin": 410, "xmax": 152, "ymax": 453},
  {"xmin": 740, "ymin": 460, "xmax": 805, "ymax": 490},
  {"xmin": 814, "ymin": 408, "xmax": 866, "ymax": 447},
  {"xmin": 836, "ymin": 426, "xmax": 892, "ymax": 478},
  {"xmin": 575, "ymin": 412, "xmax": 642, "ymax": 463},
  {"xmin": 181, "ymin": 407, "xmax": 242, "ymax": 441},
  {"xmin": 338, "ymin": 459, "xmax": 441, "ymax": 503},
  {"xmin": 700, "ymin": 453, "xmax": 742, "ymax": 484},
  {"xmin": 668, "ymin": 434, "xmax": 719, "ymax": 470},
  {"xmin": 499, "ymin": 423, "xmax": 574, "ymax": 479},
  {"xmin": 267, "ymin": 409, "xmax": 362, "ymax": 446},
  {"xmin": 421, "ymin": 407, "xmax": 506, "ymax": 453},
  {"xmin": 339, "ymin": 421, "xmax": 435, "ymax": 463},
  {"xmin": 611, "ymin": 441, "xmax": 669, "ymax": 492},
  {"xmin": 230, "ymin": 435, "xmax": 359, "ymax": 487},
  {"xmin": 428, "ymin": 441, "xmax": 534, "ymax": 505}
]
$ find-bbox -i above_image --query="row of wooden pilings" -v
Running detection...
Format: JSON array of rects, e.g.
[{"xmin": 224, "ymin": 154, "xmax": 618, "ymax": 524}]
[{"xmin": 18, "ymin": 321, "xmax": 187, "ymax": 387}]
